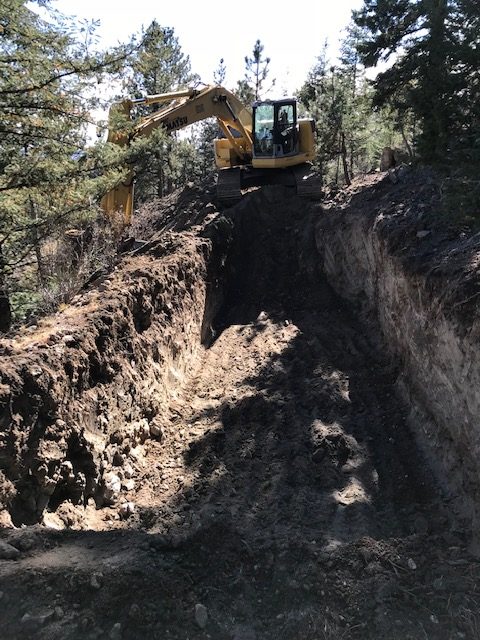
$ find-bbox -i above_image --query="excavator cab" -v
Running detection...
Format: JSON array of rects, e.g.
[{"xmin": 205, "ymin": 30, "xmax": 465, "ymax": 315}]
[
  {"xmin": 101, "ymin": 86, "xmax": 319, "ymax": 218},
  {"xmin": 252, "ymin": 100, "xmax": 299, "ymax": 159}
]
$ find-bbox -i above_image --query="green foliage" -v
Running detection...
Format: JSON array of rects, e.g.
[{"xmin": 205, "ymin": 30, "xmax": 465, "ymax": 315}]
[
  {"xmin": 124, "ymin": 21, "xmax": 197, "ymax": 98},
  {"xmin": 299, "ymin": 34, "xmax": 404, "ymax": 186},
  {"xmin": 0, "ymin": 0, "xmax": 131, "ymax": 325},
  {"xmin": 438, "ymin": 171, "xmax": 480, "ymax": 229},
  {"xmin": 234, "ymin": 79, "xmax": 256, "ymax": 106},
  {"xmin": 353, "ymin": 0, "xmax": 480, "ymax": 162},
  {"xmin": 191, "ymin": 119, "xmax": 221, "ymax": 182},
  {"xmin": 123, "ymin": 20, "xmax": 200, "ymax": 200},
  {"xmin": 236, "ymin": 39, "xmax": 275, "ymax": 102},
  {"xmin": 213, "ymin": 58, "xmax": 227, "ymax": 86}
]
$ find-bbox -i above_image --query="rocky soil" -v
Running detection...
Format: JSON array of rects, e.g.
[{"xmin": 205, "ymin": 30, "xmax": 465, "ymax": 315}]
[
  {"xmin": 317, "ymin": 169, "xmax": 480, "ymax": 536},
  {"xmin": 1, "ymin": 175, "xmax": 480, "ymax": 639}
]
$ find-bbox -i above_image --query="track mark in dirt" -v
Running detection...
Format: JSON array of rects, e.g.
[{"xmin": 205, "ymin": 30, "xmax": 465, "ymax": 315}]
[
  {"xmin": 139, "ymin": 290, "xmax": 442, "ymax": 554},
  {"xmin": 1, "ymin": 187, "xmax": 479, "ymax": 640}
]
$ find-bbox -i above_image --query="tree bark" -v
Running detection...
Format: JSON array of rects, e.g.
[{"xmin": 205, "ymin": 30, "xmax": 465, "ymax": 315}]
[
  {"xmin": 29, "ymin": 197, "xmax": 46, "ymax": 287},
  {"xmin": 399, "ymin": 120, "xmax": 414, "ymax": 160},
  {"xmin": 341, "ymin": 132, "xmax": 351, "ymax": 186},
  {"xmin": 0, "ymin": 244, "xmax": 12, "ymax": 333}
]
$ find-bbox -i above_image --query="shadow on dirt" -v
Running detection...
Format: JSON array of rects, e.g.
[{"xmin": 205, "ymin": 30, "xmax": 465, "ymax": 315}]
[{"xmin": 2, "ymin": 184, "xmax": 478, "ymax": 640}]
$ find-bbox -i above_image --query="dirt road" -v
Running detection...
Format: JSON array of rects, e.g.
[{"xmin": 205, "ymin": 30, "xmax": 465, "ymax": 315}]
[{"xmin": 1, "ymin": 187, "xmax": 479, "ymax": 639}]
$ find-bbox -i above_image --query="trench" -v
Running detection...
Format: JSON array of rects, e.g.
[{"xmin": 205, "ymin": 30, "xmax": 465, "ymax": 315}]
[
  {"xmin": 139, "ymin": 191, "xmax": 444, "ymax": 551},
  {"xmin": 1, "ymin": 185, "xmax": 479, "ymax": 640}
]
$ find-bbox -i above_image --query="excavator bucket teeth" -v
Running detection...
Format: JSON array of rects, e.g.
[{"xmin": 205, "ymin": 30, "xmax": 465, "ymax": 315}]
[
  {"xmin": 217, "ymin": 168, "xmax": 242, "ymax": 205},
  {"xmin": 293, "ymin": 165, "xmax": 323, "ymax": 200}
]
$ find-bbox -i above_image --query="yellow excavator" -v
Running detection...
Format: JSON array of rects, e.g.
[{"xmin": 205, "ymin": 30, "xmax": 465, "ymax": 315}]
[{"xmin": 101, "ymin": 85, "xmax": 320, "ymax": 224}]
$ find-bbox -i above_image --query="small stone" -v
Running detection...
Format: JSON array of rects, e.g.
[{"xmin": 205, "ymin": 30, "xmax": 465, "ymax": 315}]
[
  {"xmin": 204, "ymin": 203, "xmax": 216, "ymax": 214},
  {"xmin": 54, "ymin": 606, "xmax": 64, "ymax": 620},
  {"xmin": 29, "ymin": 366, "xmax": 43, "ymax": 377},
  {"xmin": 113, "ymin": 451, "xmax": 124, "ymax": 467},
  {"xmin": 123, "ymin": 463, "xmax": 134, "ymax": 479},
  {"xmin": 63, "ymin": 335, "xmax": 78, "ymax": 346},
  {"xmin": 103, "ymin": 472, "xmax": 121, "ymax": 502},
  {"xmin": 430, "ymin": 614, "xmax": 439, "ymax": 624},
  {"xmin": 407, "ymin": 558, "xmax": 417, "ymax": 570},
  {"xmin": 119, "ymin": 502, "xmax": 135, "ymax": 519},
  {"xmin": 195, "ymin": 603, "xmax": 208, "ymax": 629},
  {"xmin": 22, "ymin": 610, "xmax": 54, "ymax": 626},
  {"xmin": 90, "ymin": 572, "xmax": 103, "ymax": 590},
  {"xmin": 42, "ymin": 512, "xmax": 65, "ymax": 530},
  {"xmin": 149, "ymin": 420, "xmax": 165, "ymax": 441},
  {"xmin": 416, "ymin": 230, "xmax": 431, "ymax": 239},
  {"xmin": 0, "ymin": 540, "xmax": 20, "ymax": 560},
  {"xmin": 61, "ymin": 460, "xmax": 74, "ymax": 480},
  {"xmin": 256, "ymin": 311, "xmax": 268, "ymax": 322},
  {"xmin": 109, "ymin": 622, "xmax": 122, "ymax": 640},
  {"xmin": 128, "ymin": 603, "xmax": 140, "ymax": 619},
  {"xmin": 122, "ymin": 479, "xmax": 135, "ymax": 491}
]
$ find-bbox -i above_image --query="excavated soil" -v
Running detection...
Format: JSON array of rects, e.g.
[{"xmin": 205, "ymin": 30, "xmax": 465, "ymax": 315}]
[{"xmin": 1, "ymin": 182, "xmax": 480, "ymax": 639}]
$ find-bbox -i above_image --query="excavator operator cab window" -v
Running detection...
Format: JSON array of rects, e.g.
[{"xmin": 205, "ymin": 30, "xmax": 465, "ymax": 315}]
[
  {"xmin": 253, "ymin": 103, "xmax": 275, "ymax": 156},
  {"xmin": 253, "ymin": 100, "xmax": 298, "ymax": 158}
]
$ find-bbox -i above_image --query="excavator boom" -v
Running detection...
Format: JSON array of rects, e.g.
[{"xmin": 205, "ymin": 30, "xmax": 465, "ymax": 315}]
[{"xmin": 102, "ymin": 85, "xmax": 319, "ymax": 223}]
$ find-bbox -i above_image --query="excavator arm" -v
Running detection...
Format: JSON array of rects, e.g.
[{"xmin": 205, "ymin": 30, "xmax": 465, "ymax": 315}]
[{"xmin": 101, "ymin": 85, "xmax": 253, "ymax": 223}]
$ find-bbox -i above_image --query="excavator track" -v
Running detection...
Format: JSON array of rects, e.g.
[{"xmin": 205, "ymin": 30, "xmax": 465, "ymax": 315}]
[
  {"xmin": 293, "ymin": 164, "xmax": 323, "ymax": 200},
  {"xmin": 216, "ymin": 168, "xmax": 242, "ymax": 205}
]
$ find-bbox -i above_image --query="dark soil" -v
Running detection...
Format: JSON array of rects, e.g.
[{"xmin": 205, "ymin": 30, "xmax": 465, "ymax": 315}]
[
  {"xmin": 1, "ymin": 181, "xmax": 479, "ymax": 639},
  {"xmin": 322, "ymin": 167, "xmax": 480, "ymax": 327}
]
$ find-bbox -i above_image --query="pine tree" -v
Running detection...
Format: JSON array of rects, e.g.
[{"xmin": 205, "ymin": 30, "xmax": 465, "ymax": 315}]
[
  {"xmin": 236, "ymin": 39, "xmax": 275, "ymax": 102},
  {"xmin": 235, "ymin": 79, "xmax": 256, "ymax": 106},
  {"xmin": 213, "ymin": 58, "xmax": 227, "ymax": 86},
  {"xmin": 298, "ymin": 47, "xmax": 344, "ymax": 177},
  {"xmin": 0, "ymin": 0, "xmax": 131, "ymax": 326},
  {"xmin": 299, "ymin": 37, "xmax": 402, "ymax": 185},
  {"xmin": 353, "ymin": 0, "xmax": 455, "ymax": 160},
  {"xmin": 449, "ymin": 0, "xmax": 480, "ymax": 161},
  {"xmin": 123, "ymin": 21, "xmax": 198, "ymax": 200},
  {"xmin": 125, "ymin": 21, "xmax": 195, "ymax": 97}
]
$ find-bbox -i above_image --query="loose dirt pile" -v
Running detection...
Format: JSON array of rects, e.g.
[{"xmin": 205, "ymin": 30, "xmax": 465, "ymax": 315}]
[{"xmin": 1, "ymin": 179, "xmax": 479, "ymax": 639}]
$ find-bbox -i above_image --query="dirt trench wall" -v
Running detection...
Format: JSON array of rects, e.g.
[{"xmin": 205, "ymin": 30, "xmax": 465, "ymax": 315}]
[
  {"xmin": 0, "ymin": 220, "xmax": 232, "ymax": 526},
  {"xmin": 315, "ymin": 190, "xmax": 480, "ymax": 531}
]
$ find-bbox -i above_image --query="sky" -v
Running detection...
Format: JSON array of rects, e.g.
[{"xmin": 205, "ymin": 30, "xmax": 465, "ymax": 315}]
[{"xmin": 51, "ymin": 0, "xmax": 365, "ymax": 96}]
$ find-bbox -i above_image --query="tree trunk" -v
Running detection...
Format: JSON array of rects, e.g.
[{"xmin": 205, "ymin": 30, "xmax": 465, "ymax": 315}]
[
  {"xmin": 0, "ymin": 244, "xmax": 12, "ymax": 333},
  {"xmin": 157, "ymin": 161, "xmax": 164, "ymax": 198},
  {"xmin": 422, "ymin": 0, "xmax": 449, "ymax": 159},
  {"xmin": 28, "ymin": 196, "xmax": 46, "ymax": 287},
  {"xmin": 341, "ymin": 132, "xmax": 351, "ymax": 186},
  {"xmin": 350, "ymin": 54, "xmax": 358, "ymax": 176},
  {"xmin": 399, "ymin": 120, "xmax": 414, "ymax": 160}
]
